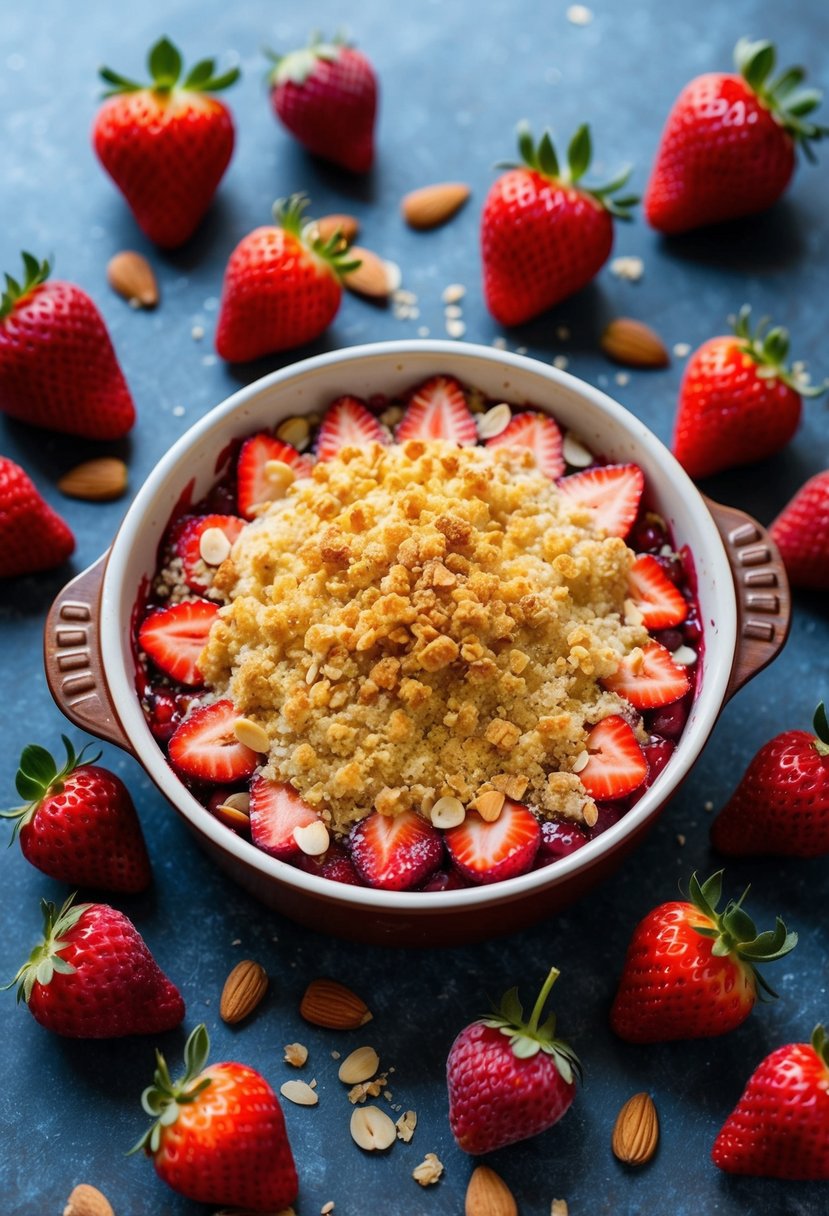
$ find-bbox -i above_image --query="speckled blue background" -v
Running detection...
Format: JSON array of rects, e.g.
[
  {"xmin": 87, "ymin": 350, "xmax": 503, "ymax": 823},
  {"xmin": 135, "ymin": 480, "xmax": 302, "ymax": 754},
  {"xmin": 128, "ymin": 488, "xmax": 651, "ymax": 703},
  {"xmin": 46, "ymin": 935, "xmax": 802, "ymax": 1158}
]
[{"xmin": 1, "ymin": 1, "xmax": 828, "ymax": 1213}]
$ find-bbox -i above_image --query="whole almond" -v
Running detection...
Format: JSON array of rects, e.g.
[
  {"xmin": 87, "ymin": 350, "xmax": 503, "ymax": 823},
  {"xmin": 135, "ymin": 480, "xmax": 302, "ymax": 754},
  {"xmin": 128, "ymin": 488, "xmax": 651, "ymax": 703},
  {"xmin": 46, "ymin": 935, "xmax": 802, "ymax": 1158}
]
[
  {"xmin": 63, "ymin": 1184, "xmax": 115, "ymax": 1216},
  {"xmin": 58, "ymin": 458, "xmax": 128, "ymax": 502},
  {"xmin": 465, "ymin": 1165, "xmax": 517, "ymax": 1216},
  {"xmin": 316, "ymin": 213, "xmax": 360, "ymax": 246},
  {"xmin": 611, "ymin": 1091, "xmax": 659, "ymax": 1166},
  {"xmin": 402, "ymin": 182, "xmax": 471, "ymax": 230},
  {"xmin": 300, "ymin": 978, "xmax": 372, "ymax": 1029},
  {"xmin": 106, "ymin": 250, "xmax": 158, "ymax": 308},
  {"xmin": 343, "ymin": 247, "xmax": 393, "ymax": 300},
  {"xmin": 220, "ymin": 959, "xmax": 269, "ymax": 1024},
  {"xmin": 600, "ymin": 318, "xmax": 669, "ymax": 369}
]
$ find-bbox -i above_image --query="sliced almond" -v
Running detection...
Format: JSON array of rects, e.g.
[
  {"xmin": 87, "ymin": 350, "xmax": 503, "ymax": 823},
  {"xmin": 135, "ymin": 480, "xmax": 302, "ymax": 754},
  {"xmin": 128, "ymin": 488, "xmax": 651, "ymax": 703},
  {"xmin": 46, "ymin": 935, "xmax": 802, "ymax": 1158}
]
[
  {"xmin": 671, "ymin": 644, "xmax": 697, "ymax": 666},
  {"xmin": 623, "ymin": 597, "xmax": 645, "ymax": 627},
  {"xmin": 471, "ymin": 789, "xmax": 506, "ymax": 822},
  {"xmin": 300, "ymin": 978, "xmax": 373, "ymax": 1029},
  {"xmin": 571, "ymin": 749, "xmax": 589, "ymax": 773},
  {"xmin": 316, "ymin": 213, "xmax": 360, "ymax": 246},
  {"xmin": 220, "ymin": 959, "xmax": 269, "ymax": 1024},
  {"xmin": 276, "ymin": 415, "xmax": 311, "ymax": 452},
  {"xmin": 293, "ymin": 820, "xmax": 330, "ymax": 856},
  {"xmin": 284, "ymin": 1042, "xmax": 309, "ymax": 1067},
  {"xmin": 263, "ymin": 459, "xmax": 297, "ymax": 497},
  {"xmin": 465, "ymin": 1165, "xmax": 517, "ymax": 1216},
  {"xmin": 280, "ymin": 1079, "xmax": 319, "ymax": 1106},
  {"xmin": 338, "ymin": 1045, "xmax": 380, "ymax": 1085},
  {"xmin": 611, "ymin": 1091, "xmax": 659, "ymax": 1166},
  {"xmin": 213, "ymin": 803, "xmax": 252, "ymax": 832},
  {"xmin": 218, "ymin": 790, "xmax": 250, "ymax": 815},
  {"xmin": 402, "ymin": 182, "xmax": 471, "ymax": 230},
  {"xmin": 600, "ymin": 318, "xmax": 669, "ymax": 369},
  {"xmin": 233, "ymin": 717, "xmax": 270, "ymax": 753},
  {"xmin": 106, "ymin": 249, "xmax": 158, "ymax": 307},
  {"xmin": 562, "ymin": 431, "xmax": 594, "ymax": 468},
  {"xmin": 343, "ymin": 247, "xmax": 393, "ymax": 299},
  {"xmin": 350, "ymin": 1105, "xmax": 396, "ymax": 1151},
  {"xmin": 57, "ymin": 458, "xmax": 127, "ymax": 502},
  {"xmin": 430, "ymin": 795, "xmax": 466, "ymax": 830},
  {"xmin": 199, "ymin": 525, "xmax": 232, "ymax": 567},
  {"xmin": 63, "ymin": 1184, "xmax": 115, "ymax": 1216},
  {"xmin": 476, "ymin": 403, "xmax": 512, "ymax": 440}
]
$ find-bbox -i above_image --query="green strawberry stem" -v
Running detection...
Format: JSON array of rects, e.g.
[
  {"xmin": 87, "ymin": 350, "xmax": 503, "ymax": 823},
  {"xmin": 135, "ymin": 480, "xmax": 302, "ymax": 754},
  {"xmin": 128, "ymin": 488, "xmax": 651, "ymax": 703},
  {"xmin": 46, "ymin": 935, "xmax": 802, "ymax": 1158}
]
[
  {"xmin": 688, "ymin": 870, "xmax": 797, "ymax": 999},
  {"xmin": 2, "ymin": 894, "xmax": 87, "ymax": 1003},
  {"xmin": 100, "ymin": 36, "xmax": 240, "ymax": 98},
  {"xmin": 735, "ymin": 38, "xmax": 827, "ymax": 158},
  {"xmin": 265, "ymin": 30, "xmax": 348, "ymax": 88},
  {"xmin": 481, "ymin": 965, "xmax": 582, "ymax": 1083},
  {"xmin": 733, "ymin": 305, "xmax": 828, "ymax": 398},
  {"xmin": 0, "ymin": 252, "xmax": 51, "ymax": 322},
  {"xmin": 812, "ymin": 702, "xmax": 829, "ymax": 756},
  {"xmin": 1, "ymin": 734, "xmax": 100, "ymax": 842},
  {"xmin": 130, "ymin": 1023, "xmax": 213, "ymax": 1154},
  {"xmin": 813, "ymin": 1024, "xmax": 829, "ymax": 1067},
  {"xmin": 274, "ymin": 193, "xmax": 361, "ymax": 276},
  {"xmin": 500, "ymin": 122, "xmax": 639, "ymax": 219}
]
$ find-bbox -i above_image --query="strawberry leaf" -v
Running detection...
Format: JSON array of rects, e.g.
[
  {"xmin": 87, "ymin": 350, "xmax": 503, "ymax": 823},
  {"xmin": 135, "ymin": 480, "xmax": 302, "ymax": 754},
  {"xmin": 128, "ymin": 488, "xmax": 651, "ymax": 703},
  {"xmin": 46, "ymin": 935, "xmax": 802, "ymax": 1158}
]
[
  {"xmin": 813, "ymin": 702, "xmax": 829, "ymax": 755},
  {"xmin": 0, "ymin": 252, "xmax": 51, "ymax": 321},
  {"xmin": 567, "ymin": 124, "xmax": 592, "ymax": 183},
  {"xmin": 735, "ymin": 37, "xmax": 827, "ymax": 150},
  {"xmin": 148, "ymin": 37, "xmax": 183, "ymax": 90},
  {"xmin": 101, "ymin": 38, "xmax": 238, "ymax": 98}
]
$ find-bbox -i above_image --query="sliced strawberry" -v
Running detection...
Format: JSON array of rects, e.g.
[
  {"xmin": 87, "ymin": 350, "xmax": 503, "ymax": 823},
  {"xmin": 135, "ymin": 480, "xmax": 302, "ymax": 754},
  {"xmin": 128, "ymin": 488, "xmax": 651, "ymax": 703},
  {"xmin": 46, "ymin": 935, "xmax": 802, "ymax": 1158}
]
[
  {"xmin": 349, "ymin": 809, "xmax": 443, "ymax": 891},
  {"xmin": 249, "ymin": 776, "xmax": 320, "ymax": 860},
  {"xmin": 556, "ymin": 463, "xmax": 645, "ymax": 538},
  {"xmin": 167, "ymin": 699, "xmax": 259, "ymax": 783},
  {"xmin": 627, "ymin": 553, "xmax": 688, "ymax": 630},
  {"xmin": 315, "ymin": 395, "xmax": 388, "ymax": 460},
  {"xmin": 237, "ymin": 433, "xmax": 314, "ymax": 520},
  {"xmin": 176, "ymin": 513, "xmax": 246, "ymax": 593},
  {"xmin": 603, "ymin": 640, "xmax": 691, "ymax": 710},
  {"xmin": 138, "ymin": 599, "xmax": 219, "ymax": 687},
  {"xmin": 395, "ymin": 375, "xmax": 477, "ymax": 446},
  {"xmin": 578, "ymin": 716, "xmax": 648, "ymax": 802},
  {"xmin": 485, "ymin": 410, "xmax": 564, "ymax": 478},
  {"xmin": 296, "ymin": 841, "xmax": 364, "ymax": 886},
  {"xmin": 444, "ymin": 800, "xmax": 541, "ymax": 886}
]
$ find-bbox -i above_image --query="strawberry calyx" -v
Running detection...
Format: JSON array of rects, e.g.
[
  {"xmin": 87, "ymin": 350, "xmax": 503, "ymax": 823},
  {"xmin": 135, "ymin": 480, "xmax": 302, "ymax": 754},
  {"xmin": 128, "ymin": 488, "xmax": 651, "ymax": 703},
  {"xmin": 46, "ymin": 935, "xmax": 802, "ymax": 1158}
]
[
  {"xmin": 480, "ymin": 966, "xmax": 582, "ymax": 1083},
  {"xmin": 275, "ymin": 193, "xmax": 361, "ymax": 276},
  {"xmin": 1, "ymin": 735, "xmax": 101, "ymax": 842},
  {"xmin": 812, "ymin": 702, "xmax": 829, "ymax": 757},
  {"xmin": 3, "ymin": 894, "xmax": 88, "ymax": 1003},
  {"xmin": 812, "ymin": 1024, "xmax": 829, "ymax": 1068},
  {"xmin": 500, "ymin": 122, "xmax": 639, "ymax": 219},
  {"xmin": 265, "ymin": 30, "xmax": 348, "ymax": 88},
  {"xmin": 99, "ymin": 36, "xmax": 240, "ymax": 98},
  {"xmin": 688, "ymin": 870, "xmax": 798, "ymax": 999},
  {"xmin": 130, "ymin": 1023, "xmax": 213, "ymax": 1155},
  {"xmin": 732, "ymin": 304, "xmax": 828, "ymax": 398},
  {"xmin": 734, "ymin": 38, "xmax": 827, "ymax": 158},
  {"xmin": 0, "ymin": 251, "xmax": 51, "ymax": 321}
]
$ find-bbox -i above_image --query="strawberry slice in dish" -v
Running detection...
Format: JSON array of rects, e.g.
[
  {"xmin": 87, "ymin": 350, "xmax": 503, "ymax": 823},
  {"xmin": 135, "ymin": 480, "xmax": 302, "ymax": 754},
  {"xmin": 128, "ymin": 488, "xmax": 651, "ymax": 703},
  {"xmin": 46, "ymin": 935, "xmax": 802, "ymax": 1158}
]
[
  {"xmin": 139, "ymin": 599, "xmax": 219, "ymax": 686},
  {"xmin": 349, "ymin": 809, "xmax": 444, "ymax": 890},
  {"xmin": 556, "ymin": 463, "xmax": 645, "ymax": 538},
  {"xmin": 603, "ymin": 640, "xmax": 691, "ymax": 710},
  {"xmin": 444, "ymin": 800, "xmax": 541, "ymax": 885},
  {"xmin": 395, "ymin": 375, "xmax": 477, "ymax": 446},
  {"xmin": 486, "ymin": 410, "xmax": 564, "ymax": 478},
  {"xmin": 578, "ymin": 716, "xmax": 648, "ymax": 802},
  {"xmin": 627, "ymin": 554, "xmax": 688, "ymax": 630},
  {"xmin": 176, "ymin": 514, "xmax": 246, "ymax": 593},
  {"xmin": 237, "ymin": 433, "xmax": 314, "ymax": 519},
  {"xmin": 296, "ymin": 841, "xmax": 364, "ymax": 885},
  {"xmin": 315, "ymin": 395, "xmax": 388, "ymax": 460},
  {"xmin": 168, "ymin": 699, "xmax": 260, "ymax": 783},
  {"xmin": 249, "ymin": 776, "xmax": 320, "ymax": 860}
]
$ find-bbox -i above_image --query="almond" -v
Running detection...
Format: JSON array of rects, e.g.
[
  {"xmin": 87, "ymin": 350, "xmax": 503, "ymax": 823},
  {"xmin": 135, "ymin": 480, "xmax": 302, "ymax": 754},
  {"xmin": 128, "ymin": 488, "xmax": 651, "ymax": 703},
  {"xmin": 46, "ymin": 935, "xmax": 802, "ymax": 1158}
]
[
  {"xmin": 300, "ymin": 978, "xmax": 372, "ymax": 1029},
  {"xmin": 57, "ymin": 458, "xmax": 128, "ymax": 502},
  {"xmin": 316, "ymin": 213, "xmax": 360, "ymax": 246},
  {"xmin": 611, "ymin": 1091, "xmax": 659, "ymax": 1166},
  {"xmin": 63, "ymin": 1184, "xmax": 115, "ymax": 1216},
  {"xmin": 350, "ymin": 1105, "xmax": 396, "ymax": 1151},
  {"xmin": 106, "ymin": 250, "xmax": 158, "ymax": 307},
  {"xmin": 465, "ymin": 1165, "xmax": 517, "ymax": 1216},
  {"xmin": 338, "ymin": 1045, "xmax": 380, "ymax": 1084},
  {"xmin": 600, "ymin": 318, "xmax": 669, "ymax": 369},
  {"xmin": 402, "ymin": 182, "xmax": 471, "ymax": 230},
  {"xmin": 343, "ymin": 247, "xmax": 394, "ymax": 300},
  {"xmin": 280, "ymin": 1078, "xmax": 318, "ymax": 1106},
  {"xmin": 219, "ymin": 959, "xmax": 269, "ymax": 1024}
]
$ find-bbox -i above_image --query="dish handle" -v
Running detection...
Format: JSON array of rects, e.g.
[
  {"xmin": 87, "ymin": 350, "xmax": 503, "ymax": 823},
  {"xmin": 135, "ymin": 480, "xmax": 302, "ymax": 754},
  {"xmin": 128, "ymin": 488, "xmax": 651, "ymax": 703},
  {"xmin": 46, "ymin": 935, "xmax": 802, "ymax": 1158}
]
[
  {"xmin": 43, "ymin": 551, "xmax": 134, "ymax": 754},
  {"xmin": 705, "ymin": 496, "xmax": 792, "ymax": 703}
]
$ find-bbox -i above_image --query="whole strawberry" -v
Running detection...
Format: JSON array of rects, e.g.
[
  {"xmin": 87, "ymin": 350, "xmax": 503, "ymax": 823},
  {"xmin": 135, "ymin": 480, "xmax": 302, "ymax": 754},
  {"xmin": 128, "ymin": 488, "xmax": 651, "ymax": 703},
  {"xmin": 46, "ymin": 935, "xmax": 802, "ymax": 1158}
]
[
  {"xmin": 6, "ymin": 894, "xmax": 184, "ymax": 1038},
  {"xmin": 94, "ymin": 37, "xmax": 239, "ymax": 248},
  {"xmin": 712, "ymin": 1025, "xmax": 829, "ymax": 1179},
  {"xmin": 770, "ymin": 471, "xmax": 829, "ymax": 591},
  {"xmin": 711, "ymin": 704, "xmax": 829, "ymax": 858},
  {"xmin": 0, "ymin": 253, "xmax": 135, "ymax": 440},
  {"xmin": 610, "ymin": 871, "xmax": 797, "ymax": 1043},
  {"xmin": 672, "ymin": 306, "xmax": 825, "ymax": 479},
  {"xmin": 131, "ymin": 1024, "xmax": 298, "ymax": 1210},
  {"xmin": 447, "ymin": 966, "xmax": 580, "ymax": 1154},
  {"xmin": 2, "ymin": 736, "xmax": 152, "ymax": 891},
  {"xmin": 645, "ymin": 38, "xmax": 826, "ymax": 234},
  {"xmin": 215, "ymin": 194, "xmax": 357, "ymax": 361},
  {"xmin": 0, "ymin": 457, "xmax": 74, "ymax": 578},
  {"xmin": 267, "ymin": 32, "xmax": 378, "ymax": 173}
]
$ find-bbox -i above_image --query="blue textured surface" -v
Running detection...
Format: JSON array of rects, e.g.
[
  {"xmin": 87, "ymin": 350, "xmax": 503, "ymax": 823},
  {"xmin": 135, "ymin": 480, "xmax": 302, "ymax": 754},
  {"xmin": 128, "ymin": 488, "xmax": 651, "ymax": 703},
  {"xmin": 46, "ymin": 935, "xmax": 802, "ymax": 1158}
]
[{"xmin": 1, "ymin": 2, "xmax": 828, "ymax": 1214}]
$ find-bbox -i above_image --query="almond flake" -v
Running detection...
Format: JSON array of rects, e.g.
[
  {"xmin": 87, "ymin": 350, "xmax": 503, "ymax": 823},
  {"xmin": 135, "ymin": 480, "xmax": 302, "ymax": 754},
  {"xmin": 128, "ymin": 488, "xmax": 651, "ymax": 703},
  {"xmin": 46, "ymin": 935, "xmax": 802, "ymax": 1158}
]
[
  {"xmin": 446, "ymin": 318, "xmax": 466, "ymax": 339},
  {"xmin": 624, "ymin": 597, "xmax": 645, "ymax": 627},
  {"xmin": 609, "ymin": 254, "xmax": 644, "ymax": 282},
  {"xmin": 199, "ymin": 526, "xmax": 232, "ymax": 567},
  {"xmin": 412, "ymin": 1153, "xmax": 444, "ymax": 1187},
  {"xmin": 442, "ymin": 283, "xmax": 466, "ymax": 304},
  {"xmin": 396, "ymin": 1110, "xmax": 417, "ymax": 1142},
  {"xmin": 430, "ymin": 795, "xmax": 466, "ymax": 830},
  {"xmin": 471, "ymin": 789, "xmax": 505, "ymax": 822},
  {"xmin": 476, "ymin": 402, "xmax": 512, "ymax": 439},
  {"xmin": 567, "ymin": 3, "xmax": 593, "ymax": 23},
  {"xmin": 263, "ymin": 459, "xmax": 297, "ymax": 496},
  {"xmin": 284, "ymin": 1042, "xmax": 308, "ymax": 1067},
  {"xmin": 280, "ymin": 1079, "xmax": 318, "ymax": 1106},
  {"xmin": 276, "ymin": 416, "xmax": 311, "ymax": 452},
  {"xmin": 671, "ymin": 644, "xmax": 697, "ymax": 666},
  {"xmin": 562, "ymin": 431, "xmax": 594, "ymax": 468},
  {"xmin": 321, "ymin": 1204, "xmax": 335, "ymax": 1215},
  {"xmin": 293, "ymin": 820, "xmax": 330, "ymax": 856},
  {"xmin": 350, "ymin": 1105, "xmax": 396, "ymax": 1151},
  {"xmin": 338, "ymin": 1046, "xmax": 380, "ymax": 1085},
  {"xmin": 551, "ymin": 1202, "xmax": 569, "ymax": 1216},
  {"xmin": 233, "ymin": 717, "xmax": 270, "ymax": 753},
  {"xmin": 571, "ymin": 749, "xmax": 589, "ymax": 773}
]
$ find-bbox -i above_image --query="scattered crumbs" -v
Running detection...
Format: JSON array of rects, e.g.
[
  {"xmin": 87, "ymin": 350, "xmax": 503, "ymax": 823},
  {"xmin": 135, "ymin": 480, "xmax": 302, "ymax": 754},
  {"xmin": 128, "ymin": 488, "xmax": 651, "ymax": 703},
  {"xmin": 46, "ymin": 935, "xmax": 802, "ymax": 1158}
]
[
  {"xmin": 331, "ymin": 1050, "xmax": 341, "ymax": 1060},
  {"xmin": 444, "ymin": 303, "xmax": 463, "ymax": 320},
  {"xmin": 516, "ymin": 345, "xmax": 528, "ymax": 355},
  {"xmin": 348, "ymin": 1073, "xmax": 388, "ymax": 1104},
  {"xmin": 551, "ymin": 1201, "xmax": 569, "ymax": 1216},
  {"xmin": 704, "ymin": 800, "xmax": 714, "ymax": 813},
  {"xmin": 284, "ymin": 1042, "xmax": 308, "ymax": 1068},
  {"xmin": 412, "ymin": 1153, "xmax": 444, "ymax": 1187},
  {"xmin": 310, "ymin": 1078, "xmax": 317, "ymax": 1089},
  {"xmin": 556, "ymin": 324, "xmax": 571, "ymax": 340},
  {"xmin": 609, "ymin": 254, "xmax": 644, "ymax": 282},
  {"xmin": 384, "ymin": 1090, "xmax": 393, "ymax": 1101},
  {"xmin": 553, "ymin": 355, "xmax": 569, "ymax": 370},
  {"xmin": 442, "ymin": 283, "xmax": 466, "ymax": 304},
  {"xmin": 321, "ymin": 1204, "xmax": 335, "ymax": 1215},
  {"xmin": 492, "ymin": 336, "xmax": 508, "ymax": 350},
  {"xmin": 231, "ymin": 938, "xmax": 242, "ymax": 946},
  {"xmin": 677, "ymin": 833, "xmax": 686, "ymax": 846},
  {"xmin": 417, "ymin": 326, "xmax": 430, "ymax": 337},
  {"xmin": 396, "ymin": 1110, "xmax": 417, "ymax": 1142},
  {"xmin": 615, "ymin": 372, "xmax": 630, "ymax": 386},
  {"xmin": 191, "ymin": 324, "xmax": 205, "ymax": 341},
  {"xmin": 202, "ymin": 353, "xmax": 217, "ymax": 367},
  {"xmin": 566, "ymin": 4, "xmax": 593, "ymax": 24},
  {"xmin": 673, "ymin": 341, "xmax": 691, "ymax": 358},
  {"xmin": 393, "ymin": 289, "xmax": 418, "ymax": 306},
  {"xmin": 446, "ymin": 318, "xmax": 466, "ymax": 339},
  {"xmin": 172, "ymin": 405, "xmax": 185, "ymax": 417}
]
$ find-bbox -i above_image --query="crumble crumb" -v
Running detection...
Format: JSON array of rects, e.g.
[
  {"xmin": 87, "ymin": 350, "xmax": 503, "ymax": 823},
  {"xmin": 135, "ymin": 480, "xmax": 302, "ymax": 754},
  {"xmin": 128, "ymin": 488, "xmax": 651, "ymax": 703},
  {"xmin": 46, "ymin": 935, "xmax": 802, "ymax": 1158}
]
[
  {"xmin": 412, "ymin": 1153, "xmax": 444, "ymax": 1186},
  {"xmin": 284, "ymin": 1042, "xmax": 308, "ymax": 1067},
  {"xmin": 610, "ymin": 255, "xmax": 644, "ymax": 282},
  {"xmin": 396, "ymin": 1110, "xmax": 417, "ymax": 1142}
]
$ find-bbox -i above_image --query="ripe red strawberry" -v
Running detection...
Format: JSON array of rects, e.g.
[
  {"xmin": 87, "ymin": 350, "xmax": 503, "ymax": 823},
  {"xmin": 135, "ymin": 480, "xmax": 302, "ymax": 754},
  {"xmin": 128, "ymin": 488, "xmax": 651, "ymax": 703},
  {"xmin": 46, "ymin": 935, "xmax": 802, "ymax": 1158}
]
[
  {"xmin": 556, "ymin": 463, "xmax": 644, "ymax": 538},
  {"xmin": 578, "ymin": 716, "xmax": 648, "ymax": 802},
  {"xmin": 267, "ymin": 33, "xmax": 378, "ymax": 173},
  {"xmin": 645, "ymin": 39, "xmax": 826, "ymax": 235},
  {"xmin": 395, "ymin": 375, "xmax": 477, "ymax": 445},
  {"xmin": 627, "ymin": 554, "xmax": 689, "ymax": 630},
  {"xmin": 603, "ymin": 639, "xmax": 691, "ymax": 710},
  {"xmin": 711, "ymin": 703, "xmax": 829, "ymax": 858},
  {"xmin": 249, "ymin": 777, "xmax": 319, "ymax": 860},
  {"xmin": 610, "ymin": 871, "xmax": 797, "ymax": 1043},
  {"xmin": 296, "ymin": 841, "xmax": 364, "ymax": 886},
  {"xmin": 216, "ymin": 195, "xmax": 356, "ymax": 362},
  {"xmin": 93, "ymin": 37, "xmax": 239, "ymax": 248},
  {"xmin": 131, "ymin": 1024, "xmax": 298, "ymax": 1209},
  {"xmin": 0, "ymin": 254, "xmax": 134, "ymax": 440},
  {"xmin": 770, "ymin": 470, "xmax": 829, "ymax": 591},
  {"xmin": 0, "ymin": 456, "xmax": 74, "ymax": 578},
  {"xmin": 349, "ymin": 809, "xmax": 443, "ymax": 890},
  {"xmin": 673, "ymin": 306, "xmax": 825, "ymax": 479},
  {"xmin": 167, "ymin": 700, "xmax": 260, "ymax": 784},
  {"xmin": 2, "ymin": 737, "xmax": 151, "ymax": 892},
  {"xmin": 316, "ymin": 395, "xmax": 388, "ymax": 460},
  {"xmin": 712, "ymin": 1025, "xmax": 829, "ymax": 1179},
  {"xmin": 139, "ymin": 599, "xmax": 219, "ymax": 687},
  {"xmin": 175, "ymin": 513, "xmax": 246, "ymax": 591},
  {"xmin": 447, "ymin": 966, "xmax": 580, "ymax": 1154},
  {"xmin": 236, "ymin": 433, "xmax": 314, "ymax": 520},
  {"xmin": 485, "ymin": 410, "xmax": 564, "ymax": 478},
  {"xmin": 444, "ymin": 800, "xmax": 540, "ymax": 885},
  {"xmin": 481, "ymin": 123, "xmax": 638, "ymax": 326},
  {"xmin": 6, "ymin": 894, "xmax": 183, "ymax": 1037}
]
